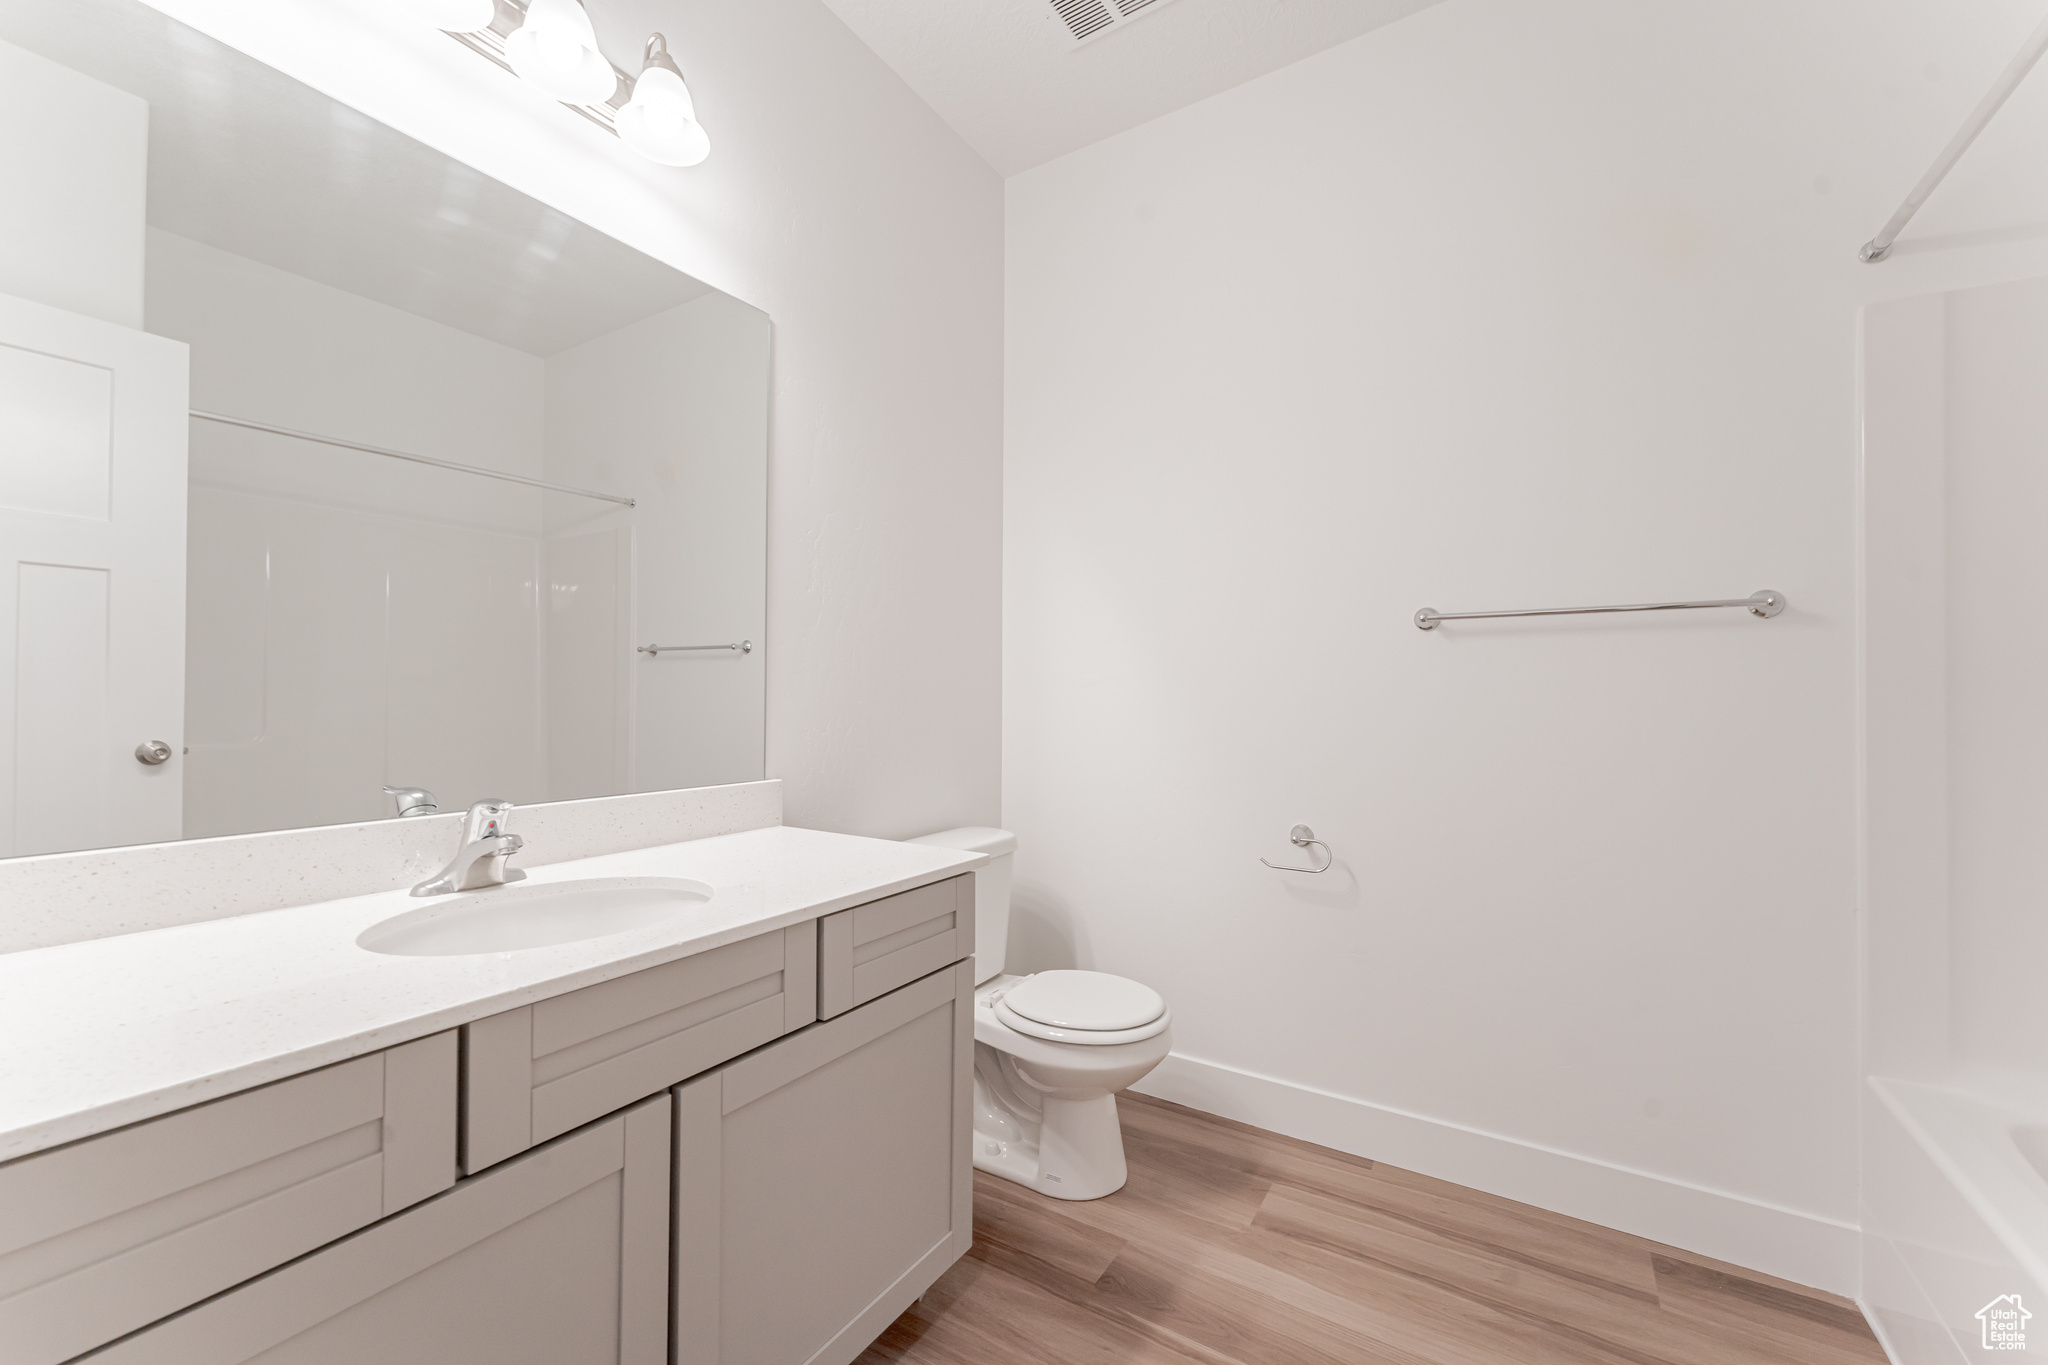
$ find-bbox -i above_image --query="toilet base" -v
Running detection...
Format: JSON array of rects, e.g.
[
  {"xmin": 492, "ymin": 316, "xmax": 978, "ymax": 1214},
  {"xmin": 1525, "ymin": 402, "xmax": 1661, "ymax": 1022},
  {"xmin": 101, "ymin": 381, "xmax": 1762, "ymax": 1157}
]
[{"xmin": 971, "ymin": 1050, "xmax": 1129, "ymax": 1201}]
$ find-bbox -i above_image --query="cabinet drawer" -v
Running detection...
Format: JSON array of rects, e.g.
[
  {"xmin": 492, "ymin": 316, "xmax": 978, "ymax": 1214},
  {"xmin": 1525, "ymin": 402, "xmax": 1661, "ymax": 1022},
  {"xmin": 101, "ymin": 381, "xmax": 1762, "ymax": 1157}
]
[
  {"xmin": 464, "ymin": 922, "xmax": 817, "ymax": 1173},
  {"xmin": 0, "ymin": 1032, "xmax": 456, "ymax": 1365},
  {"xmin": 91, "ymin": 1094, "xmax": 671, "ymax": 1365},
  {"xmin": 817, "ymin": 874, "xmax": 974, "ymax": 1019}
]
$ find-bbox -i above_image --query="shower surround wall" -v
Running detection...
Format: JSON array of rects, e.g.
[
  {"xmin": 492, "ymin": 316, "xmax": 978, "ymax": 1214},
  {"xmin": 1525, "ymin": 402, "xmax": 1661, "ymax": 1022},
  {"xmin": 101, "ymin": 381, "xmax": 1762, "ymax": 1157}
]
[
  {"xmin": 1004, "ymin": 0, "xmax": 2048, "ymax": 1294},
  {"xmin": 1861, "ymin": 282, "xmax": 2048, "ymax": 1361}
]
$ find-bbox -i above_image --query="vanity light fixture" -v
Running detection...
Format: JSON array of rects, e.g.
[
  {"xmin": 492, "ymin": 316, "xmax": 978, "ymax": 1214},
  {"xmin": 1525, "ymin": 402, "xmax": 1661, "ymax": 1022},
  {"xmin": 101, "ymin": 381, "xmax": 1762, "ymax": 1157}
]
[
  {"xmin": 403, "ymin": 0, "xmax": 712, "ymax": 167},
  {"xmin": 406, "ymin": 0, "xmax": 495, "ymax": 32},
  {"xmin": 503, "ymin": 0, "xmax": 617, "ymax": 104},
  {"xmin": 614, "ymin": 35, "xmax": 710, "ymax": 167}
]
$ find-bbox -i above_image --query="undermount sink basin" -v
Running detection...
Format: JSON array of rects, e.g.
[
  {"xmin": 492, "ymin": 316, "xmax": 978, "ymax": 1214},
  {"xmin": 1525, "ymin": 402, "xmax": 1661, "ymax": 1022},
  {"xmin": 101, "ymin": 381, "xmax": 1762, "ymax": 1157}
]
[{"xmin": 356, "ymin": 877, "xmax": 713, "ymax": 956}]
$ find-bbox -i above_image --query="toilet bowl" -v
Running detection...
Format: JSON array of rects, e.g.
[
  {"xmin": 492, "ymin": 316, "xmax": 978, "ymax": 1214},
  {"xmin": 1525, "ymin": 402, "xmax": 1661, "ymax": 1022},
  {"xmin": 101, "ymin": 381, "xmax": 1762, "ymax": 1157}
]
[
  {"xmin": 972, "ymin": 972, "xmax": 1171, "ymax": 1199},
  {"xmin": 907, "ymin": 828, "xmax": 1172, "ymax": 1201}
]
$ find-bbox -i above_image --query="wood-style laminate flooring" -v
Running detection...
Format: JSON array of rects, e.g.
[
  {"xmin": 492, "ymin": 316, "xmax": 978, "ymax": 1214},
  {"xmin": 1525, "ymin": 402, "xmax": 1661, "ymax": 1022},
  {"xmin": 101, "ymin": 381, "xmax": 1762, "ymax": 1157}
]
[{"xmin": 855, "ymin": 1093, "xmax": 1886, "ymax": 1365}]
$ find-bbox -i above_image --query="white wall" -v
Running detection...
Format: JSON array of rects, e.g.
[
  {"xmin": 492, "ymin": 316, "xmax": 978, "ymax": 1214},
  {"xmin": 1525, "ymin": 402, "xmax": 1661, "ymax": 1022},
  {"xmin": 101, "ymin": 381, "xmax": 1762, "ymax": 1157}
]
[
  {"xmin": 1004, "ymin": 0, "xmax": 2048, "ymax": 1293},
  {"xmin": 135, "ymin": 0, "xmax": 1003, "ymax": 841},
  {"xmin": 0, "ymin": 37, "xmax": 145, "ymax": 328}
]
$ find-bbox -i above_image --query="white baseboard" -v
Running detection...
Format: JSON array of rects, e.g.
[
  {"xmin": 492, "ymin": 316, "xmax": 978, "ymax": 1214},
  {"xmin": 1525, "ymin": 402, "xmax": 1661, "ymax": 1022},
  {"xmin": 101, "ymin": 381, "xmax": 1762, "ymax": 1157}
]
[{"xmin": 1129, "ymin": 1050, "xmax": 1859, "ymax": 1297}]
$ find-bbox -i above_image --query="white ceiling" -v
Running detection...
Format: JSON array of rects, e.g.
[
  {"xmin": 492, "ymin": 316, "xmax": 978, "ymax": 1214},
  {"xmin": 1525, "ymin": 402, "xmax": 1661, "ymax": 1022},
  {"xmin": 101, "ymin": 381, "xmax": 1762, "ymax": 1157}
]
[
  {"xmin": 0, "ymin": 0, "xmax": 713, "ymax": 356},
  {"xmin": 815, "ymin": 0, "xmax": 1446, "ymax": 175}
]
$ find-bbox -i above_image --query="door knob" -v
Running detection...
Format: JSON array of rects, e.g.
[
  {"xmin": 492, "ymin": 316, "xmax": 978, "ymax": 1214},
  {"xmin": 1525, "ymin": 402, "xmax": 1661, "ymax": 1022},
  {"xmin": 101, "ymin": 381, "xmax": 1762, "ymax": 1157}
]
[{"xmin": 134, "ymin": 740, "xmax": 172, "ymax": 765}]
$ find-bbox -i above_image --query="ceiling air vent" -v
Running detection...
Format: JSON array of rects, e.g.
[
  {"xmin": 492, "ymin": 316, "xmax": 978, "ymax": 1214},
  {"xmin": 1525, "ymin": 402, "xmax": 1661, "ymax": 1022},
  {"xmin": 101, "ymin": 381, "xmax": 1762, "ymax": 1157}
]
[
  {"xmin": 1050, "ymin": 0, "xmax": 1113, "ymax": 41},
  {"xmin": 1049, "ymin": 0, "xmax": 1183, "ymax": 46}
]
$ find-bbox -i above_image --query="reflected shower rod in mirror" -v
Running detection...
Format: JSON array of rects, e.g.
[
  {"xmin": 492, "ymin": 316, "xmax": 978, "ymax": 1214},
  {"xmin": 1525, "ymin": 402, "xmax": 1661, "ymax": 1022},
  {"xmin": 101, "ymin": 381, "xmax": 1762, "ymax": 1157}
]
[
  {"xmin": 189, "ymin": 411, "xmax": 636, "ymax": 507},
  {"xmin": 1414, "ymin": 590, "xmax": 1786, "ymax": 631}
]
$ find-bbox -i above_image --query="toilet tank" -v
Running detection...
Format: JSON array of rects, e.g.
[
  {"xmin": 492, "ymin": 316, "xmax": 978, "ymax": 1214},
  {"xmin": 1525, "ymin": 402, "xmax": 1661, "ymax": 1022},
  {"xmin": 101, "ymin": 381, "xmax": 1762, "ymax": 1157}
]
[{"xmin": 906, "ymin": 826, "xmax": 1016, "ymax": 984}]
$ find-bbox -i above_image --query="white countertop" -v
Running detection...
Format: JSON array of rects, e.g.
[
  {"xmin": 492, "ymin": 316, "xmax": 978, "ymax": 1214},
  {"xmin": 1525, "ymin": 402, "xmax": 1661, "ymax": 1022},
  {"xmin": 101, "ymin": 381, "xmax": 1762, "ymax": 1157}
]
[{"xmin": 0, "ymin": 825, "xmax": 982, "ymax": 1161}]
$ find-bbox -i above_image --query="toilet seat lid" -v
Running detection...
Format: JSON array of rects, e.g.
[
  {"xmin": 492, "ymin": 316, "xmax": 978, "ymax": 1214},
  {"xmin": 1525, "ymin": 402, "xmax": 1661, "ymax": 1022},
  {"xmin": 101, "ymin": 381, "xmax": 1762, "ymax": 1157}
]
[{"xmin": 999, "ymin": 970, "xmax": 1165, "ymax": 1032}]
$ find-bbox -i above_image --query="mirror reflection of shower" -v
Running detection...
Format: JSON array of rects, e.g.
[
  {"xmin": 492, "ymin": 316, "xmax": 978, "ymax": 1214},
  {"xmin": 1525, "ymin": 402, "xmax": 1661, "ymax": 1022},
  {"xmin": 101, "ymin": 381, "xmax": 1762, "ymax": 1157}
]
[
  {"xmin": 0, "ymin": 0, "xmax": 767, "ymax": 859},
  {"xmin": 166, "ymin": 229, "xmax": 768, "ymax": 838}
]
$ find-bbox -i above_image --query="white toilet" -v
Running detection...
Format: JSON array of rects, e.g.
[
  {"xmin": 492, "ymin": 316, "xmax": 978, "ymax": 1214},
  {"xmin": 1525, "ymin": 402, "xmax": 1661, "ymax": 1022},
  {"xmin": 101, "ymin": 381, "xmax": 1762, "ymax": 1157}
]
[{"xmin": 908, "ymin": 828, "xmax": 1172, "ymax": 1201}]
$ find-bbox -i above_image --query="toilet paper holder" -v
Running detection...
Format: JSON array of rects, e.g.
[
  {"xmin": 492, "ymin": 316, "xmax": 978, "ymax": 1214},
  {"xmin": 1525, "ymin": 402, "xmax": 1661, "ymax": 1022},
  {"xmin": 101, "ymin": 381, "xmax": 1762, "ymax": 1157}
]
[{"xmin": 1260, "ymin": 825, "xmax": 1332, "ymax": 874}]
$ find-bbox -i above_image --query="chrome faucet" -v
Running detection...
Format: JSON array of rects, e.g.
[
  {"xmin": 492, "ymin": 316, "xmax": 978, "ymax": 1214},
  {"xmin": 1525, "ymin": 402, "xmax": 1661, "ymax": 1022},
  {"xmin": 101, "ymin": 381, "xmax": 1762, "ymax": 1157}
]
[
  {"xmin": 383, "ymin": 785, "xmax": 438, "ymax": 818},
  {"xmin": 411, "ymin": 799, "xmax": 526, "ymax": 897}
]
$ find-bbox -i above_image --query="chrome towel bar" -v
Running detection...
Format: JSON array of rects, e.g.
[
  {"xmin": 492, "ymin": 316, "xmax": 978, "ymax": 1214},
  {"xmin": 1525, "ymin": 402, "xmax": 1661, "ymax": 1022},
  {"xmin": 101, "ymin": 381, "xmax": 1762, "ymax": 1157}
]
[
  {"xmin": 1415, "ymin": 590, "xmax": 1785, "ymax": 631},
  {"xmin": 637, "ymin": 640, "xmax": 753, "ymax": 655}
]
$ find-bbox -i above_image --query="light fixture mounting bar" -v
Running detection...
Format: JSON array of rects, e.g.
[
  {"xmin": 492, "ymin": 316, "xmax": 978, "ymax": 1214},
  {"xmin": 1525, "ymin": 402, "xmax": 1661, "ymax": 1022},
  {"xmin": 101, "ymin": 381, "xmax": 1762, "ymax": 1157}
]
[{"xmin": 447, "ymin": 0, "xmax": 634, "ymax": 138}]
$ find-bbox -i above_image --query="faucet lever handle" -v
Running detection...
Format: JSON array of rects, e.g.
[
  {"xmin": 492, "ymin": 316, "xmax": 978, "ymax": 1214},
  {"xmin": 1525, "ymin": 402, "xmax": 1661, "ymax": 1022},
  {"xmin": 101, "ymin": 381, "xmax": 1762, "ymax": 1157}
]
[
  {"xmin": 464, "ymin": 797, "xmax": 514, "ymax": 841},
  {"xmin": 383, "ymin": 785, "xmax": 438, "ymax": 818},
  {"xmin": 409, "ymin": 801, "xmax": 525, "ymax": 897}
]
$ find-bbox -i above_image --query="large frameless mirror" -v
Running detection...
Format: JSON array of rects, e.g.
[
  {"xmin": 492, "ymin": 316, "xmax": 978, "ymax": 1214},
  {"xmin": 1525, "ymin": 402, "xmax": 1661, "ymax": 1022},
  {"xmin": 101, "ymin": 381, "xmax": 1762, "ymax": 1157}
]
[{"xmin": 0, "ymin": 0, "xmax": 766, "ymax": 856}]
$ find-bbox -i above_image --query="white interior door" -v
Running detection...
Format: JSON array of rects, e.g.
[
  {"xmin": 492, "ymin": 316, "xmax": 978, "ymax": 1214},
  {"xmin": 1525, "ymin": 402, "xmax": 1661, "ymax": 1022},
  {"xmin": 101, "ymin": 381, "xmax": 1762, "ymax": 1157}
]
[{"xmin": 0, "ymin": 290, "xmax": 188, "ymax": 857}]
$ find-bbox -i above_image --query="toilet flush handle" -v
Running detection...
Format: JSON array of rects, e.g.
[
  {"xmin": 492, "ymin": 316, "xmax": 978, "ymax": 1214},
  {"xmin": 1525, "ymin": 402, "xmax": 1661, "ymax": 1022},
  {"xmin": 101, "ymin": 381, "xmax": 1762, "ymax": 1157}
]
[{"xmin": 1260, "ymin": 825, "xmax": 1332, "ymax": 874}]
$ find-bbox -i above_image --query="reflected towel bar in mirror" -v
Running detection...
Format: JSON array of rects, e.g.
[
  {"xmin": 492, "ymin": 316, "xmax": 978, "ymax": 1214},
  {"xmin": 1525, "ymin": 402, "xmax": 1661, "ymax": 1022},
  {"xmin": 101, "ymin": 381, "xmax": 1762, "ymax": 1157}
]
[
  {"xmin": 1414, "ymin": 590, "xmax": 1785, "ymax": 631},
  {"xmin": 637, "ymin": 641, "xmax": 753, "ymax": 655}
]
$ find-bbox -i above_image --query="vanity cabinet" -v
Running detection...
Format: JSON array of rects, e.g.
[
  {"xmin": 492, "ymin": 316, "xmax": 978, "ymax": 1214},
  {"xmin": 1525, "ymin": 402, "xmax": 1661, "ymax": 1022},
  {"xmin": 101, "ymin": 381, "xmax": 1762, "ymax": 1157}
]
[
  {"xmin": 816, "ymin": 873, "xmax": 973, "ymax": 1019},
  {"xmin": 0, "ymin": 1031, "xmax": 456, "ymax": 1365},
  {"xmin": 672, "ymin": 959, "xmax": 975, "ymax": 1365},
  {"xmin": 3, "ymin": 875, "xmax": 976, "ymax": 1365},
  {"xmin": 463, "ymin": 921, "xmax": 816, "ymax": 1173},
  {"xmin": 89, "ymin": 1094, "xmax": 671, "ymax": 1365}
]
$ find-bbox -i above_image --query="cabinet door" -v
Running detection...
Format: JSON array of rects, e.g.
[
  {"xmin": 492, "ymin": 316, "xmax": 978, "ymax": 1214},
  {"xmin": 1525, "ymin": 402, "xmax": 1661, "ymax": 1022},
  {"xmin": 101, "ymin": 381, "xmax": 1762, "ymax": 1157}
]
[
  {"xmin": 0, "ymin": 1032, "xmax": 455, "ymax": 1365},
  {"xmin": 817, "ymin": 874, "xmax": 972, "ymax": 1019},
  {"xmin": 91, "ymin": 1094, "xmax": 671, "ymax": 1365},
  {"xmin": 674, "ymin": 960, "xmax": 973, "ymax": 1365},
  {"xmin": 466, "ymin": 921, "xmax": 816, "ymax": 1173}
]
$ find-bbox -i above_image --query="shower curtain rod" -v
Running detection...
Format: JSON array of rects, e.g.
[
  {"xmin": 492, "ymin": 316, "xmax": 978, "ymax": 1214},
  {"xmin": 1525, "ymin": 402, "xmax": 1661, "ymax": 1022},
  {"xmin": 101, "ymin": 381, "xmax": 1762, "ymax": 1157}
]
[
  {"xmin": 189, "ymin": 410, "xmax": 637, "ymax": 507},
  {"xmin": 1861, "ymin": 8, "xmax": 2048, "ymax": 263}
]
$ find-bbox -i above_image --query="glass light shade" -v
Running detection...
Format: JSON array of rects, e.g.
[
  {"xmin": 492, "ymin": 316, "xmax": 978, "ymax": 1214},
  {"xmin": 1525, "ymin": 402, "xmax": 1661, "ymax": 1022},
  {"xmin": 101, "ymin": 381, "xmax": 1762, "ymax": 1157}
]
[
  {"xmin": 407, "ymin": 0, "xmax": 495, "ymax": 31},
  {"xmin": 617, "ymin": 65, "xmax": 710, "ymax": 167},
  {"xmin": 503, "ymin": 0, "xmax": 616, "ymax": 104}
]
